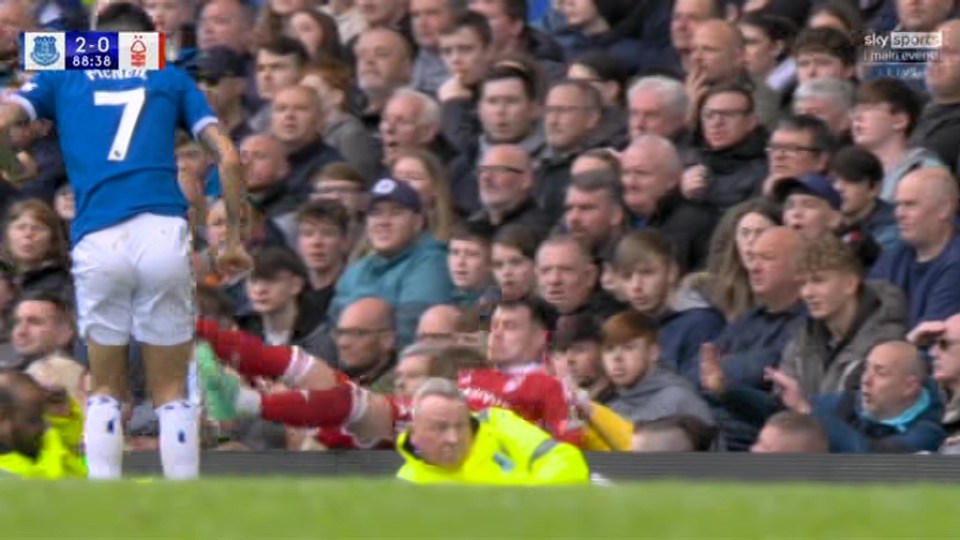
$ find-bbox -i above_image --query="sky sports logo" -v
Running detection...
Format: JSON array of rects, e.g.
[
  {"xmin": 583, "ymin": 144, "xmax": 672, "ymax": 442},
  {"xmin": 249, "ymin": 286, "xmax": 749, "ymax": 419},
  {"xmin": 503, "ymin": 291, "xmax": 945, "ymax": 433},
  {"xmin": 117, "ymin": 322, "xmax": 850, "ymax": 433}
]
[{"xmin": 863, "ymin": 32, "xmax": 942, "ymax": 64}]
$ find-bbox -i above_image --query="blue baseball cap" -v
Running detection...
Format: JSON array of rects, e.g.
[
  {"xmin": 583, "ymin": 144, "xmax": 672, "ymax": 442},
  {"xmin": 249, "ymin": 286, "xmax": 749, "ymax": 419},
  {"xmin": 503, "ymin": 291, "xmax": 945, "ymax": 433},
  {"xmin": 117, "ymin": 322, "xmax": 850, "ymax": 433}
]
[
  {"xmin": 773, "ymin": 173, "xmax": 843, "ymax": 211},
  {"xmin": 368, "ymin": 178, "xmax": 422, "ymax": 214}
]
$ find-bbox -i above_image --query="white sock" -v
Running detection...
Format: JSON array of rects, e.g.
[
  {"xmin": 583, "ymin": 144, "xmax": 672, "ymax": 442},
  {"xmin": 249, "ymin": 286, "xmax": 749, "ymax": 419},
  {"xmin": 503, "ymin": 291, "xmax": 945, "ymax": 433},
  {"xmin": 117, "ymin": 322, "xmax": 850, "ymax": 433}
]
[
  {"xmin": 280, "ymin": 346, "xmax": 318, "ymax": 387},
  {"xmin": 84, "ymin": 396, "xmax": 124, "ymax": 479},
  {"xmin": 156, "ymin": 399, "xmax": 200, "ymax": 480}
]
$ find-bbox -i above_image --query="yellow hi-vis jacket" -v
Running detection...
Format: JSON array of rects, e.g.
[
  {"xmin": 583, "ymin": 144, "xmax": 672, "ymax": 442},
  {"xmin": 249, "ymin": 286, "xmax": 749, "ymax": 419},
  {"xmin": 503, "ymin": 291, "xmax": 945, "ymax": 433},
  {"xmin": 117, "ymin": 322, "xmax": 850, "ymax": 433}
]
[
  {"xmin": 0, "ymin": 427, "xmax": 86, "ymax": 480},
  {"xmin": 396, "ymin": 407, "xmax": 590, "ymax": 485}
]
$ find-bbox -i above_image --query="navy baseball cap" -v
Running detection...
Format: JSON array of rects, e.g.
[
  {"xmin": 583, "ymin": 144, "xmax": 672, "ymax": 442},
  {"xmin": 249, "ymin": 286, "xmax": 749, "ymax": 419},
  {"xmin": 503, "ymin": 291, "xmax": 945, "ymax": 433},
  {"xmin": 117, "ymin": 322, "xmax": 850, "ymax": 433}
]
[
  {"xmin": 368, "ymin": 178, "xmax": 422, "ymax": 214},
  {"xmin": 773, "ymin": 173, "xmax": 843, "ymax": 211}
]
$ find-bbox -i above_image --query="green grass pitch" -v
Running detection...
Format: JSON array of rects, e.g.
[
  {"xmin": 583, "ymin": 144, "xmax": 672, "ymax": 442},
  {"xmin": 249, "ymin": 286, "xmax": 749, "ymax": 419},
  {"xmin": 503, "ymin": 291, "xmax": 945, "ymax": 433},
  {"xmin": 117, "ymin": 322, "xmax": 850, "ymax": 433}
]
[{"xmin": 1, "ymin": 480, "xmax": 958, "ymax": 539}]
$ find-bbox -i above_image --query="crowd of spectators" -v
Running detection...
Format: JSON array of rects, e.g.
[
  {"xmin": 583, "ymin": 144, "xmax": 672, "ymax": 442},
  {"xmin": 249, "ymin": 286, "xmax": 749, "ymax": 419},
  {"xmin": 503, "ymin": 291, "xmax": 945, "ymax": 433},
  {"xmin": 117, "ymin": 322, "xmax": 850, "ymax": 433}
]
[{"xmin": 4, "ymin": 0, "xmax": 960, "ymax": 456}]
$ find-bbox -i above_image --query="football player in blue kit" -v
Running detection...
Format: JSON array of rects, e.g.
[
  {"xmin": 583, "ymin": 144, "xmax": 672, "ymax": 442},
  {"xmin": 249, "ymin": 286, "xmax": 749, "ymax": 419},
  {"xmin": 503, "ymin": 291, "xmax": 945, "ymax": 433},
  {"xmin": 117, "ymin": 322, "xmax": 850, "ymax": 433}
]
[{"xmin": 0, "ymin": 3, "xmax": 250, "ymax": 479}]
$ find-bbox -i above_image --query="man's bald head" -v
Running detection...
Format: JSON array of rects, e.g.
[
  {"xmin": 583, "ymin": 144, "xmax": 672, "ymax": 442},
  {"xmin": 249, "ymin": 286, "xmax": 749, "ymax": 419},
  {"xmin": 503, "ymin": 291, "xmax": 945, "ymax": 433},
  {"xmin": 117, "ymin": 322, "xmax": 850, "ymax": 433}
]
[
  {"xmin": 624, "ymin": 135, "xmax": 684, "ymax": 179},
  {"xmin": 417, "ymin": 305, "xmax": 462, "ymax": 344},
  {"xmin": 875, "ymin": 340, "xmax": 926, "ymax": 378},
  {"xmin": 746, "ymin": 227, "xmax": 804, "ymax": 309},
  {"xmin": 0, "ymin": 0, "xmax": 34, "ymax": 57},
  {"xmin": 483, "ymin": 144, "xmax": 532, "ymax": 173},
  {"xmin": 691, "ymin": 19, "xmax": 745, "ymax": 83},
  {"xmin": 340, "ymin": 297, "xmax": 394, "ymax": 329},
  {"xmin": 894, "ymin": 167, "xmax": 959, "ymax": 249}
]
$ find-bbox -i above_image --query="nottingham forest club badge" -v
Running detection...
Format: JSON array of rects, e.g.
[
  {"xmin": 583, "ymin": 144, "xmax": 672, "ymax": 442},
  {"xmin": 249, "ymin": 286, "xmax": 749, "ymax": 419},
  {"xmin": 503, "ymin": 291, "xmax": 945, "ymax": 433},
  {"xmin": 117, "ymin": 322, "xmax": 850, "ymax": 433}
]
[{"xmin": 30, "ymin": 35, "xmax": 60, "ymax": 67}]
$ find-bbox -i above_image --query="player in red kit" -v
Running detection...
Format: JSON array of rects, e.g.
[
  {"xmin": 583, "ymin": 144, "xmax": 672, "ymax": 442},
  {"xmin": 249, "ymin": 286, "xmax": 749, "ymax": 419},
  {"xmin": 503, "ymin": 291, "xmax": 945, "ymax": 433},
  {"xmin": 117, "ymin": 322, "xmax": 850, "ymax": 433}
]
[{"xmin": 196, "ymin": 301, "xmax": 583, "ymax": 448}]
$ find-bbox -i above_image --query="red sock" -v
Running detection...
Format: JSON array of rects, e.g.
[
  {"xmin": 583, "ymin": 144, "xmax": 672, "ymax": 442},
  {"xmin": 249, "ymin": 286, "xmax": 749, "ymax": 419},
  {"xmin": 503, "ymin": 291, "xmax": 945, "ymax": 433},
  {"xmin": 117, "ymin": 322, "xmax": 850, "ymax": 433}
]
[
  {"xmin": 260, "ymin": 385, "xmax": 354, "ymax": 428},
  {"xmin": 203, "ymin": 328, "xmax": 294, "ymax": 380}
]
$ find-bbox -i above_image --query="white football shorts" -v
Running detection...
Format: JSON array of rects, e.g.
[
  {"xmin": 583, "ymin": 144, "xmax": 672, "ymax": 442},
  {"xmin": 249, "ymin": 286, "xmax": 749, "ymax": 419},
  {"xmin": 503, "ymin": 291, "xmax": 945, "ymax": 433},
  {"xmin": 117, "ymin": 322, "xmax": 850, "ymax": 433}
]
[{"xmin": 72, "ymin": 213, "xmax": 195, "ymax": 346}]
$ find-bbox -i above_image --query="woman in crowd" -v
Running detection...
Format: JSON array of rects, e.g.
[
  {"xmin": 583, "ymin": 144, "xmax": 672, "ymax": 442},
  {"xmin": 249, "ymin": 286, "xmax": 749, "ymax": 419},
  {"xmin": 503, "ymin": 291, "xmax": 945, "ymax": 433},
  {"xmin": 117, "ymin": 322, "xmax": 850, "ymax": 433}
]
[
  {"xmin": 284, "ymin": 8, "xmax": 344, "ymax": 62},
  {"xmin": 703, "ymin": 198, "xmax": 782, "ymax": 322},
  {"xmin": 389, "ymin": 148, "xmax": 456, "ymax": 244},
  {"xmin": 0, "ymin": 199, "xmax": 72, "ymax": 303}
]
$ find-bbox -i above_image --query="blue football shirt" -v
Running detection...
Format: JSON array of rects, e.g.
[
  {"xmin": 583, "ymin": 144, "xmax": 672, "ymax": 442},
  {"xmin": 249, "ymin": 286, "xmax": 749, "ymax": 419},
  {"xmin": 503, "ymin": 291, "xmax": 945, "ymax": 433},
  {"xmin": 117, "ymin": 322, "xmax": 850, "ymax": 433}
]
[{"xmin": 11, "ymin": 67, "xmax": 217, "ymax": 244}]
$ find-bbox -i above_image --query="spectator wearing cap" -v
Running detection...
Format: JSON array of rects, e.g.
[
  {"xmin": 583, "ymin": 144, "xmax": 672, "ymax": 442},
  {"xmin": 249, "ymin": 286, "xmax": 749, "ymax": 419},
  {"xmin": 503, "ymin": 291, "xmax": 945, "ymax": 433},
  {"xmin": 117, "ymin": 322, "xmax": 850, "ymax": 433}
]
[
  {"xmin": 688, "ymin": 19, "xmax": 781, "ymax": 132},
  {"xmin": 567, "ymin": 51, "xmax": 629, "ymax": 150},
  {"xmin": 195, "ymin": 47, "xmax": 253, "ymax": 145},
  {"xmin": 467, "ymin": 0, "xmax": 566, "ymax": 80},
  {"xmin": 613, "ymin": 230, "xmax": 726, "ymax": 384},
  {"xmin": 870, "ymin": 167, "xmax": 960, "ymax": 327},
  {"xmin": 329, "ymin": 178, "xmax": 454, "ymax": 350},
  {"xmin": 774, "ymin": 172, "xmax": 881, "ymax": 268},
  {"xmin": 913, "ymin": 20, "xmax": 960, "ymax": 174},
  {"xmin": 448, "ymin": 60, "xmax": 548, "ymax": 216},
  {"xmin": 621, "ymin": 135, "xmax": 717, "ymax": 272},
  {"xmin": 238, "ymin": 246, "xmax": 328, "ymax": 357},
  {"xmin": 270, "ymin": 85, "xmax": 344, "ymax": 199},
  {"xmin": 447, "ymin": 223, "xmax": 493, "ymax": 308},
  {"xmin": 829, "ymin": 145, "xmax": 899, "ymax": 251},
  {"xmin": 537, "ymin": 79, "xmax": 606, "ymax": 225},
  {"xmin": 468, "ymin": 144, "xmax": 551, "ymax": 239},
  {"xmin": 851, "ymin": 79, "xmax": 945, "ymax": 203},
  {"xmin": 601, "ymin": 310, "xmax": 715, "ymax": 426},
  {"xmin": 762, "ymin": 114, "xmax": 833, "ymax": 197},
  {"xmin": 555, "ymin": 0, "xmax": 670, "ymax": 73}
]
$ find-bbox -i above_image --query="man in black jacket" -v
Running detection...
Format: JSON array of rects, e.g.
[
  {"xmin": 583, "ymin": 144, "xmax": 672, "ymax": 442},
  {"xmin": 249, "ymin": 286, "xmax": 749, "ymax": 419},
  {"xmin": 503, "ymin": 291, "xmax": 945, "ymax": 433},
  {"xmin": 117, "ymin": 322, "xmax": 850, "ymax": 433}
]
[{"xmin": 620, "ymin": 135, "xmax": 717, "ymax": 271}]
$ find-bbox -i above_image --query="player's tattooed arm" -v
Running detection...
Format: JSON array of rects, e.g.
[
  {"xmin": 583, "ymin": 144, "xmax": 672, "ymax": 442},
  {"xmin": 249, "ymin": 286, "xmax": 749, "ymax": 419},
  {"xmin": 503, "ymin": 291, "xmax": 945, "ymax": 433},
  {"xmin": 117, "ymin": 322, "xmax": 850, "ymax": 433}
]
[
  {"xmin": 0, "ymin": 102, "xmax": 31, "ymax": 184},
  {"xmin": 199, "ymin": 124, "xmax": 245, "ymax": 248}
]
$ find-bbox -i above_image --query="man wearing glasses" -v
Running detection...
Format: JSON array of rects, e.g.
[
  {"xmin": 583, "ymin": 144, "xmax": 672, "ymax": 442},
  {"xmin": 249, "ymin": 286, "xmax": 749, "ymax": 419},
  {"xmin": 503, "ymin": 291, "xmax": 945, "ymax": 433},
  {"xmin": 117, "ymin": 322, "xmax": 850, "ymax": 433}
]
[
  {"xmin": 761, "ymin": 114, "xmax": 833, "ymax": 197},
  {"xmin": 467, "ymin": 144, "xmax": 551, "ymax": 239}
]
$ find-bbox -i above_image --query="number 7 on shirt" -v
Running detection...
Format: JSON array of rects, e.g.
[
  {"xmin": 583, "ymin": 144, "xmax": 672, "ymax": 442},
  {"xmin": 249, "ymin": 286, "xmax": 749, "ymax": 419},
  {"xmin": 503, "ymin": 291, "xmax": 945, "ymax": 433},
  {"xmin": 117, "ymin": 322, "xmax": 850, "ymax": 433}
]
[{"xmin": 94, "ymin": 88, "xmax": 145, "ymax": 162}]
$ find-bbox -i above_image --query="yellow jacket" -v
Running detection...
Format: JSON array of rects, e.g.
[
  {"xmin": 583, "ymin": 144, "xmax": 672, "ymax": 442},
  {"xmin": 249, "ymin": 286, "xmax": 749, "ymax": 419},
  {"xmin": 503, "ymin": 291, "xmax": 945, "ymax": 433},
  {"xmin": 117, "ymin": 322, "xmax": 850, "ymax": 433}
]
[
  {"xmin": 0, "ymin": 427, "xmax": 86, "ymax": 480},
  {"xmin": 581, "ymin": 402, "xmax": 633, "ymax": 451},
  {"xmin": 396, "ymin": 407, "xmax": 590, "ymax": 485}
]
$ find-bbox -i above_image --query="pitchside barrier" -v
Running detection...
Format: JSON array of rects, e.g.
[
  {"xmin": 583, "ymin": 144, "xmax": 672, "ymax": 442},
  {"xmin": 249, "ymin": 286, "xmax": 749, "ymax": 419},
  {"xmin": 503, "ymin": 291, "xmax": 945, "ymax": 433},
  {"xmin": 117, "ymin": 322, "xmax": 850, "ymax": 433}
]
[{"xmin": 124, "ymin": 451, "xmax": 960, "ymax": 483}]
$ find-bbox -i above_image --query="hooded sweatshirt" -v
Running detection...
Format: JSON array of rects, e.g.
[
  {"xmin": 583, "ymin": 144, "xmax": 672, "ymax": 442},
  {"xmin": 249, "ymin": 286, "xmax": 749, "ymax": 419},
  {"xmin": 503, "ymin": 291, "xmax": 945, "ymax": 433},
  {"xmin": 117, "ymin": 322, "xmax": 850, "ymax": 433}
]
[
  {"xmin": 608, "ymin": 365, "xmax": 715, "ymax": 426},
  {"xmin": 781, "ymin": 280, "xmax": 908, "ymax": 396}
]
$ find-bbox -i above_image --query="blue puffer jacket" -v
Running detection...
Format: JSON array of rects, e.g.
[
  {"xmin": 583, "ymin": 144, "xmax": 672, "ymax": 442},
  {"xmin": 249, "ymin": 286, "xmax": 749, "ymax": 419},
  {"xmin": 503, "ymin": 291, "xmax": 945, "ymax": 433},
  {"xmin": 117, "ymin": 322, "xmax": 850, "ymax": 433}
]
[
  {"xmin": 813, "ymin": 387, "xmax": 945, "ymax": 453},
  {"xmin": 328, "ymin": 232, "xmax": 454, "ymax": 349}
]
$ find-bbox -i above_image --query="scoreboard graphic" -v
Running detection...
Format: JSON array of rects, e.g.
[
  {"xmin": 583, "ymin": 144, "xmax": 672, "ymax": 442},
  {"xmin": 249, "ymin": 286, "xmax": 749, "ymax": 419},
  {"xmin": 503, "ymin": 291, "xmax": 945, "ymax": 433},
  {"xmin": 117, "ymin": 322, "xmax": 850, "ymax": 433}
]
[{"xmin": 21, "ymin": 32, "xmax": 165, "ymax": 71}]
